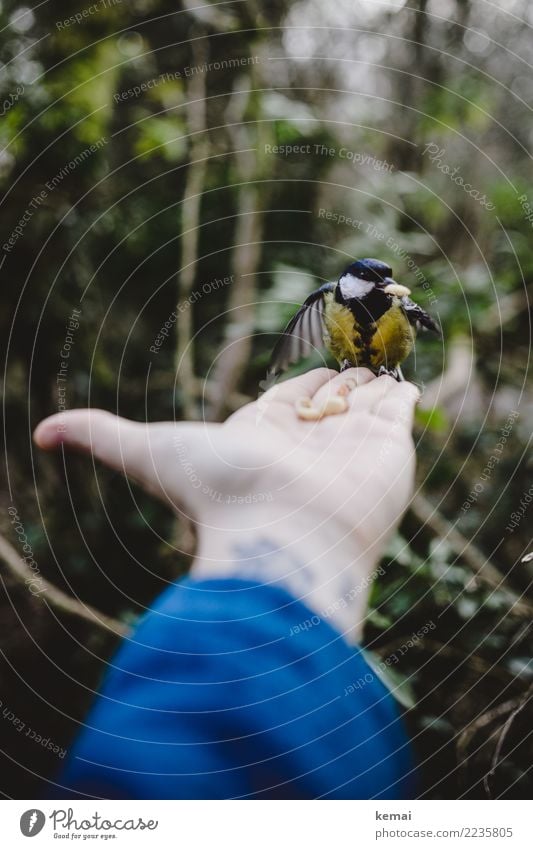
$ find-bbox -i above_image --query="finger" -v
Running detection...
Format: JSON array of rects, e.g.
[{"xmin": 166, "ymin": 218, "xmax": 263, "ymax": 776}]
[
  {"xmin": 329, "ymin": 373, "xmax": 397, "ymax": 417},
  {"xmin": 33, "ymin": 409, "xmax": 149, "ymax": 480},
  {"xmin": 309, "ymin": 367, "xmax": 375, "ymax": 410},
  {"xmin": 372, "ymin": 381, "xmax": 420, "ymax": 427},
  {"xmin": 261, "ymin": 367, "xmax": 338, "ymax": 405}
]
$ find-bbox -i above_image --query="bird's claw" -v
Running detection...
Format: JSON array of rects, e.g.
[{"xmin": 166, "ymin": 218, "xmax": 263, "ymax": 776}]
[{"xmin": 377, "ymin": 365, "xmax": 403, "ymax": 382}]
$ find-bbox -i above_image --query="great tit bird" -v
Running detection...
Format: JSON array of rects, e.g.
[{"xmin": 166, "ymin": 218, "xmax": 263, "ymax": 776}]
[{"xmin": 269, "ymin": 258, "xmax": 439, "ymax": 381}]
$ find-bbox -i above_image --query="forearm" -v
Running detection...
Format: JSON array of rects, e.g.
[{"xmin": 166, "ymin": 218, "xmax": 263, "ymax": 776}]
[{"xmin": 58, "ymin": 573, "xmax": 416, "ymax": 800}]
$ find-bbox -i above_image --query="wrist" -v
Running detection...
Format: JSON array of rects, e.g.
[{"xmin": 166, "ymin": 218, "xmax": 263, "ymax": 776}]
[{"xmin": 191, "ymin": 504, "xmax": 377, "ymax": 642}]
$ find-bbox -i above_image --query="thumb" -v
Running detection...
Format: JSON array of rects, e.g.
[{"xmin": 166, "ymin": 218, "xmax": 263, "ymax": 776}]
[
  {"xmin": 33, "ymin": 410, "xmax": 205, "ymax": 514},
  {"xmin": 34, "ymin": 409, "xmax": 150, "ymax": 483}
]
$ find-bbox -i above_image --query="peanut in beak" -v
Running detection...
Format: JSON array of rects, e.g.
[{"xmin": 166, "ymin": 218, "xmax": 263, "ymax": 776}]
[{"xmin": 384, "ymin": 282, "xmax": 411, "ymax": 297}]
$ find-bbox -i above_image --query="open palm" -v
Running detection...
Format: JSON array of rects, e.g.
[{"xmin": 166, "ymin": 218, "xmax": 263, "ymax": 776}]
[{"xmin": 34, "ymin": 367, "xmax": 418, "ymax": 581}]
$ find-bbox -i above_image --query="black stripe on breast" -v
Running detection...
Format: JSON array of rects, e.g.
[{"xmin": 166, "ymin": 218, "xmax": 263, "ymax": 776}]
[{"xmin": 348, "ymin": 289, "xmax": 390, "ymax": 326}]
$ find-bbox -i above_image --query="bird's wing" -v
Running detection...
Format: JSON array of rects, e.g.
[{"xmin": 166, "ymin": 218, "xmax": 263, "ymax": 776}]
[
  {"xmin": 400, "ymin": 297, "xmax": 440, "ymax": 335},
  {"xmin": 269, "ymin": 283, "xmax": 334, "ymax": 374}
]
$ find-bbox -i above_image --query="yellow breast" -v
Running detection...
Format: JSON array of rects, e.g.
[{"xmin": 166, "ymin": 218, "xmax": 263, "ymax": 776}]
[
  {"xmin": 323, "ymin": 293, "xmax": 415, "ymax": 369},
  {"xmin": 323, "ymin": 294, "xmax": 365, "ymax": 364},
  {"xmin": 368, "ymin": 302, "xmax": 416, "ymax": 369}
]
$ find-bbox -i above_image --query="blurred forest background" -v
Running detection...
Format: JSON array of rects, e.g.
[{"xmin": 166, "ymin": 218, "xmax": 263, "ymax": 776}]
[{"xmin": 1, "ymin": 0, "xmax": 533, "ymax": 799}]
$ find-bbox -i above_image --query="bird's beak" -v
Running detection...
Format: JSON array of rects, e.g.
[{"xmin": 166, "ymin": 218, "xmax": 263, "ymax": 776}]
[{"xmin": 383, "ymin": 278, "xmax": 411, "ymax": 297}]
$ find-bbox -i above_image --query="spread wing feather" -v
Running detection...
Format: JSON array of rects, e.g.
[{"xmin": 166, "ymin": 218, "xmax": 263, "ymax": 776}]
[
  {"xmin": 400, "ymin": 297, "xmax": 440, "ymax": 335},
  {"xmin": 269, "ymin": 283, "xmax": 334, "ymax": 374}
]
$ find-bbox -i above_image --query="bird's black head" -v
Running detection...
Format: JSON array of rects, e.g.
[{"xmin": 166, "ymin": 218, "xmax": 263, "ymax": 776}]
[
  {"xmin": 335, "ymin": 257, "xmax": 411, "ymax": 314},
  {"xmin": 342, "ymin": 258, "xmax": 393, "ymax": 283},
  {"xmin": 336, "ymin": 258, "xmax": 394, "ymax": 306}
]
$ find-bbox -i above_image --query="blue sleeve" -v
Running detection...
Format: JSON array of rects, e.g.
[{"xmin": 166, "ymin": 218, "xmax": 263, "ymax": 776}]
[{"xmin": 56, "ymin": 578, "xmax": 417, "ymax": 799}]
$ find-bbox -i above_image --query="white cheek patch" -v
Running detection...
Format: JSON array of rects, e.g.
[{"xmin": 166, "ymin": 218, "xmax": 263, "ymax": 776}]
[{"xmin": 339, "ymin": 273, "xmax": 374, "ymax": 299}]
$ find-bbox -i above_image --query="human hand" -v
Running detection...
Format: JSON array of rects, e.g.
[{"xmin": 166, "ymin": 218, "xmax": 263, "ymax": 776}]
[{"xmin": 34, "ymin": 368, "xmax": 419, "ymax": 640}]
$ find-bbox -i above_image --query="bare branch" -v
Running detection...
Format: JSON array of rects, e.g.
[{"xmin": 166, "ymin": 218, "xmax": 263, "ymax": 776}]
[
  {"xmin": 457, "ymin": 696, "xmax": 520, "ymax": 769},
  {"xmin": 182, "ymin": 0, "xmax": 238, "ymax": 32},
  {"xmin": 374, "ymin": 637, "xmax": 514, "ymax": 684},
  {"xmin": 420, "ymin": 285, "xmax": 533, "ymax": 413},
  {"xmin": 0, "ymin": 530, "xmax": 128, "ymax": 637},
  {"xmin": 207, "ymin": 72, "xmax": 265, "ymax": 421},
  {"xmin": 484, "ymin": 681, "xmax": 533, "ymax": 797},
  {"xmin": 176, "ymin": 32, "xmax": 209, "ymax": 421},
  {"xmin": 419, "ymin": 335, "xmax": 480, "ymax": 415}
]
